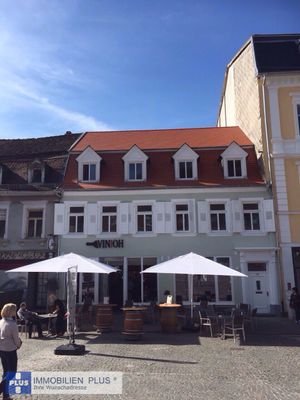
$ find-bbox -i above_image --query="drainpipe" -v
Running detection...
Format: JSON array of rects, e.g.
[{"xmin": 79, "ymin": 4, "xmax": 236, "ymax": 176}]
[{"xmin": 261, "ymin": 76, "xmax": 285, "ymax": 315}]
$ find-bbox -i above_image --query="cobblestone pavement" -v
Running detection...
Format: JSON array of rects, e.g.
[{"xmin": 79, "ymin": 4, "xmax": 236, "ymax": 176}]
[{"xmin": 12, "ymin": 316, "xmax": 300, "ymax": 400}]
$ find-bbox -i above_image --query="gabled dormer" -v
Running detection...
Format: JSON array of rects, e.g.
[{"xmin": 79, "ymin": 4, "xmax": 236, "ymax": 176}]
[
  {"xmin": 76, "ymin": 146, "xmax": 102, "ymax": 182},
  {"xmin": 221, "ymin": 142, "xmax": 248, "ymax": 179},
  {"xmin": 122, "ymin": 145, "xmax": 148, "ymax": 182},
  {"xmin": 172, "ymin": 144, "xmax": 199, "ymax": 180},
  {"xmin": 28, "ymin": 159, "xmax": 45, "ymax": 184}
]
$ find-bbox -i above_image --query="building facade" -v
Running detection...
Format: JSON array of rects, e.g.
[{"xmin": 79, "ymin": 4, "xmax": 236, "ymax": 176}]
[
  {"xmin": 217, "ymin": 34, "xmax": 300, "ymax": 315},
  {"xmin": 54, "ymin": 127, "xmax": 279, "ymax": 314},
  {"xmin": 0, "ymin": 132, "xmax": 80, "ymax": 309}
]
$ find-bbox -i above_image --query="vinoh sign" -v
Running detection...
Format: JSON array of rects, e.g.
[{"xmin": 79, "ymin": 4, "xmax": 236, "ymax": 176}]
[{"xmin": 86, "ymin": 240, "xmax": 124, "ymax": 249}]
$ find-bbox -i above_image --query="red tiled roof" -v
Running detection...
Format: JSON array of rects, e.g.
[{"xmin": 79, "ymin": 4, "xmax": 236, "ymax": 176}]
[
  {"xmin": 71, "ymin": 127, "xmax": 253, "ymax": 152},
  {"xmin": 63, "ymin": 148, "xmax": 264, "ymax": 190}
]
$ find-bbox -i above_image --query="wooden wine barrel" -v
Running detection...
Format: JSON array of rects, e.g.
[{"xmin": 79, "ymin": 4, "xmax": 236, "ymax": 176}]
[
  {"xmin": 122, "ymin": 308, "xmax": 145, "ymax": 340},
  {"xmin": 95, "ymin": 305, "xmax": 113, "ymax": 332}
]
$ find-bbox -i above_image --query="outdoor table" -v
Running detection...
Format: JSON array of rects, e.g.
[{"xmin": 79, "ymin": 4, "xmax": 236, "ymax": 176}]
[
  {"xmin": 38, "ymin": 313, "xmax": 57, "ymax": 334},
  {"xmin": 121, "ymin": 307, "xmax": 147, "ymax": 340},
  {"xmin": 158, "ymin": 303, "xmax": 182, "ymax": 333},
  {"xmin": 95, "ymin": 304, "xmax": 117, "ymax": 333}
]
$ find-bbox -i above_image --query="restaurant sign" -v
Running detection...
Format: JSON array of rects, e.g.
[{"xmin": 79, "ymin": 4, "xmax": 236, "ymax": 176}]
[{"xmin": 86, "ymin": 240, "xmax": 124, "ymax": 249}]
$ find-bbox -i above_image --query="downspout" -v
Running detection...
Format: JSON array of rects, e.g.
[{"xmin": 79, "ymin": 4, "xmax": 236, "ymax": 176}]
[{"xmin": 261, "ymin": 76, "xmax": 284, "ymax": 314}]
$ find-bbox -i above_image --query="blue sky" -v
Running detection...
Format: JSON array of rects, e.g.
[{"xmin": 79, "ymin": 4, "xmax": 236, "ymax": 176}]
[{"xmin": 0, "ymin": 0, "xmax": 298, "ymax": 139}]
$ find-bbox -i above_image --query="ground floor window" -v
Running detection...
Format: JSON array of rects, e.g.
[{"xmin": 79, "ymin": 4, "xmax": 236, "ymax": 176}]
[{"xmin": 175, "ymin": 256, "xmax": 232, "ymax": 302}]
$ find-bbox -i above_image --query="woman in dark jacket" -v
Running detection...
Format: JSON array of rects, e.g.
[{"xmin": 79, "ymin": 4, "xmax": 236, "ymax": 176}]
[{"xmin": 52, "ymin": 299, "xmax": 66, "ymax": 336}]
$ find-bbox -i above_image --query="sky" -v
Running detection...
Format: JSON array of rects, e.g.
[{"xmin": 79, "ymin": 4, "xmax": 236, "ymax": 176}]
[{"xmin": 0, "ymin": 0, "xmax": 298, "ymax": 139}]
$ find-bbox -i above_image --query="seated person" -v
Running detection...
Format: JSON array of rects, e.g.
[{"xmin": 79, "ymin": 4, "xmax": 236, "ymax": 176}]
[
  {"xmin": 51, "ymin": 299, "xmax": 66, "ymax": 337},
  {"xmin": 17, "ymin": 302, "xmax": 43, "ymax": 338}
]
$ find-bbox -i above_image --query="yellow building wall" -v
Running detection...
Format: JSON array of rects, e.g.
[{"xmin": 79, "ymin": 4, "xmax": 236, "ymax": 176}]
[
  {"xmin": 285, "ymin": 158, "xmax": 300, "ymax": 242},
  {"xmin": 278, "ymin": 87, "xmax": 300, "ymax": 140}
]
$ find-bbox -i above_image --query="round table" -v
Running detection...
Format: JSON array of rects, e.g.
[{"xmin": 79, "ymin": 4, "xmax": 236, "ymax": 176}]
[{"xmin": 158, "ymin": 304, "xmax": 182, "ymax": 333}]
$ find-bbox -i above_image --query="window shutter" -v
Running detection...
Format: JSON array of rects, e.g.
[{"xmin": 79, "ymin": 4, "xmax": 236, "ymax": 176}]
[
  {"xmin": 128, "ymin": 203, "xmax": 135, "ymax": 234},
  {"xmin": 231, "ymin": 200, "xmax": 243, "ymax": 232},
  {"xmin": 119, "ymin": 203, "xmax": 129, "ymax": 234},
  {"xmin": 263, "ymin": 199, "xmax": 275, "ymax": 232},
  {"xmin": 197, "ymin": 201, "xmax": 208, "ymax": 233},
  {"xmin": 189, "ymin": 200, "xmax": 196, "ymax": 233},
  {"xmin": 165, "ymin": 202, "xmax": 173, "ymax": 233},
  {"xmin": 155, "ymin": 202, "xmax": 165, "ymax": 233},
  {"xmin": 54, "ymin": 204, "xmax": 65, "ymax": 235},
  {"xmin": 87, "ymin": 203, "xmax": 98, "ymax": 235}
]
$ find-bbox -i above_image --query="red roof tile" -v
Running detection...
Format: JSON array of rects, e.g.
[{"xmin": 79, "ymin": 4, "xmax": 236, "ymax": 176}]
[
  {"xmin": 63, "ymin": 147, "xmax": 264, "ymax": 190},
  {"xmin": 71, "ymin": 127, "xmax": 253, "ymax": 152}
]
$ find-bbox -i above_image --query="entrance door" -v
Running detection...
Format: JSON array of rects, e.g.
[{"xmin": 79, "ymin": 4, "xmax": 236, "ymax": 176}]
[{"xmin": 247, "ymin": 263, "xmax": 269, "ymax": 313}]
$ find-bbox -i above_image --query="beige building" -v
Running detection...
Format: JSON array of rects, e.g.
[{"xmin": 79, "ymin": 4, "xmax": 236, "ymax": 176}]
[{"xmin": 217, "ymin": 34, "xmax": 300, "ymax": 315}]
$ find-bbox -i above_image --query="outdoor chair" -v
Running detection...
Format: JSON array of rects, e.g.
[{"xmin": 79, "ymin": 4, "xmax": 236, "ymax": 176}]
[
  {"xmin": 198, "ymin": 310, "xmax": 218, "ymax": 337},
  {"xmin": 223, "ymin": 309, "xmax": 246, "ymax": 343}
]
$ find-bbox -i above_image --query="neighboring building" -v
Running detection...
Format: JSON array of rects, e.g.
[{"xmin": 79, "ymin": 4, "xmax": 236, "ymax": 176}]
[
  {"xmin": 0, "ymin": 132, "xmax": 80, "ymax": 309},
  {"xmin": 217, "ymin": 33, "xmax": 300, "ymax": 315},
  {"xmin": 54, "ymin": 127, "xmax": 279, "ymax": 314}
]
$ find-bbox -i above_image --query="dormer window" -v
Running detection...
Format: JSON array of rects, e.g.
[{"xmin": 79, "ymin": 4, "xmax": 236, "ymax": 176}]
[
  {"xmin": 28, "ymin": 160, "xmax": 45, "ymax": 184},
  {"xmin": 227, "ymin": 159, "xmax": 242, "ymax": 177},
  {"xmin": 129, "ymin": 162, "xmax": 143, "ymax": 180},
  {"xmin": 173, "ymin": 144, "xmax": 199, "ymax": 180},
  {"xmin": 83, "ymin": 163, "xmax": 96, "ymax": 181},
  {"xmin": 179, "ymin": 161, "xmax": 193, "ymax": 179},
  {"xmin": 122, "ymin": 145, "xmax": 148, "ymax": 182},
  {"xmin": 221, "ymin": 142, "xmax": 248, "ymax": 179},
  {"xmin": 76, "ymin": 147, "xmax": 101, "ymax": 183}
]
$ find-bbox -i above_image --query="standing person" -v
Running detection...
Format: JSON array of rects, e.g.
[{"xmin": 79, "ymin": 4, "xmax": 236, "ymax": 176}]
[
  {"xmin": 289, "ymin": 287, "xmax": 300, "ymax": 323},
  {"xmin": 0, "ymin": 303, "xmax": 22, "ymax": 400},
  {"xmin": 51, "ymin": 299, "xmax": 66, "ymax": 337},
  {"xmin": 17, "ymin": 302, "xmax": 43, "ymax": 339}
]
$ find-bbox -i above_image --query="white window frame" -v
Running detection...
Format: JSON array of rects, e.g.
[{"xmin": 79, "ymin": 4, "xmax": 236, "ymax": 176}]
[
  {"xmin": 27, "ymin": 209, "xmax": 44, "ymax": 238},
  {"xmin": 133, "ymin": 201, "xmax": 155, "ymax": 236},
  {"xmin": 227, "ymin": 159, "xmax": 243, "ymax": 178},
  {"xmin": 175, "ymin": 203, "xmax": 190, "ymax": 233},
  {"xmin": 76, "ymin": 147, "xmax": 101, "ymax": 183},
  {"xmin": 65, "ymin": 201, "xmax": 87, "ymax": 237},
  {"xmin": 128, "ymin": 162, "xmax": 144, "ymax": 181},
  {"xmin": 221, "ymin": 142, "xmax": 248, "ymax": 179},
  {"xmin": 122, "ymin": 146, "xmax": 148, "ymax": 182},
  {"xmin": 98, "ymin": 201, "xmax": 120, "ymax": 236},
  {"xmin": 241, "ymin": 199, "xmax": 263, "ymax": 234},
  {"xmin": 290, "ymin": 93, "xmax": 300, "ymax": 136},
  {"xmin": 173, "ymin": 144, "xmax": 199, "ymax": 181},
  {"xmin": 209, "ymin": 202, "xmax": 227, "ymax": 232},
  {"xmin": 0, "ymin": 202, "xmax": 9, "ymax": 239},
  {"xmin": 28, "ymin": 160, "xmax": 45, "ymax": 184},
  {"xmin": 171, "ymin": 199, "xmax": 196, "ymax": 236},
  {"xmin": 21, "ymin": 201, "xmax": 47, "ymax": 239},
  {"xmin": 82, "ymin": 162, "xmax": 97, "ymax": 182}
]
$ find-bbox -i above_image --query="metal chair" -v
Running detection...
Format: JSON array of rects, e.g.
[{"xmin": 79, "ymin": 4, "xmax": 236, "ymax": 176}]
[
  {"xmin": 198, "ymin": 310, "xmax": 217, "ymax": 337},
  {"xmin": 223, "ymin": 309, "xmax": 246, "ymax": 343}
]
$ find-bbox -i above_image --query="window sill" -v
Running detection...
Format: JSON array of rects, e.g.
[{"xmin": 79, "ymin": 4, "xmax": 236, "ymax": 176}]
[
  {"xmin": 240, "ymin": 231, "xmax": 266, "ymax": 236},
  {"xmin": 132, "ymin": 233, "xmax": 157, "ymax": 238},
  {"xmin": 63, "ymin": 234, "xmax": 88, "ymax": 239},
  {"xmin": 171, "ymin": 232, "xmax": 197, "ymax": 237}
]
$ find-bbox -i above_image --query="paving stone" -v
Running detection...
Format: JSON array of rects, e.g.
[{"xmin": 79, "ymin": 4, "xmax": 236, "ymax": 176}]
[{"xmin": 13, "ymin": 317, "xmax": 300, "ymax": 400}]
